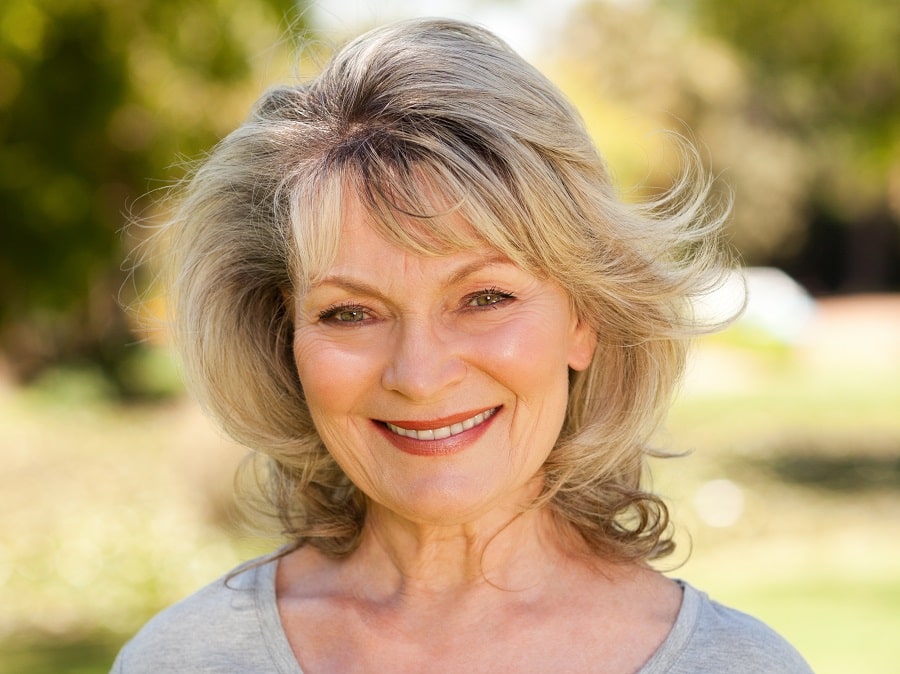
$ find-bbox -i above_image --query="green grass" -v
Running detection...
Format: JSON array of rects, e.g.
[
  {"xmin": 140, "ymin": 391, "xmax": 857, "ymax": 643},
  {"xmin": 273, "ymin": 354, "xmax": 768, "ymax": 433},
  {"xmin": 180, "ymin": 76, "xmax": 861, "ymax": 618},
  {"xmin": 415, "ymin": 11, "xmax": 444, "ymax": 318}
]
[
  {"xmin": 2, "ymin": 330, "xmax": 899, "ymax": 673},
  {"xmin": 730, "ymin": 577, "xmax": 900, "ymax": 674},
  {"xmin": 0, "ymin": 634, "xmax": 123, "ymax": 674},
  {"xmin": 652, "ymin": 332, "xmax": 900, "ymax": 674}
]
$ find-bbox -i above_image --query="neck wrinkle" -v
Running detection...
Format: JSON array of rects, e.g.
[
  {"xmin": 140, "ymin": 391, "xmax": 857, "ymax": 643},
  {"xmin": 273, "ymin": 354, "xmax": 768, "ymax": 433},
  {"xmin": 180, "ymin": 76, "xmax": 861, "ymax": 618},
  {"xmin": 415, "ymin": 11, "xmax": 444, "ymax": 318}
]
[{"xmin": 345, "ymin": 501, "xmax": 564, "ymax": 604}]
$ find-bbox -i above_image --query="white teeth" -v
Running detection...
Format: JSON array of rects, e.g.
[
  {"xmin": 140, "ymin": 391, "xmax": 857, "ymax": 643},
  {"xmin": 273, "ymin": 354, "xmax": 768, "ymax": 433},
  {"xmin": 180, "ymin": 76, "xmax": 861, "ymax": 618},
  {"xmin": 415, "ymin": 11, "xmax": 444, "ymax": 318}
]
[{"xmin": 386, "ymin": 408, "xmax": 496, "ymax": 441}]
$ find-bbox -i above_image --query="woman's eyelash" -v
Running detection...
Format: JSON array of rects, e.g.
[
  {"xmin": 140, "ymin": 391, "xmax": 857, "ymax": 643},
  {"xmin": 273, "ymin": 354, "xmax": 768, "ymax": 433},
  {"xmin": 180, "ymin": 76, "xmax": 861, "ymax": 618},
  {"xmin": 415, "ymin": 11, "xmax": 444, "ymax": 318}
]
[
  {"xmin": 317, "ymin": 288, "xmax": 514, "ymax": 322},
  {"xmin": 317, "ymin": 302, "xmax": 369, "ymax": 323},
  {"xmin": 465, "ymin": 287, "xmax": 515, "ymax": 308}
]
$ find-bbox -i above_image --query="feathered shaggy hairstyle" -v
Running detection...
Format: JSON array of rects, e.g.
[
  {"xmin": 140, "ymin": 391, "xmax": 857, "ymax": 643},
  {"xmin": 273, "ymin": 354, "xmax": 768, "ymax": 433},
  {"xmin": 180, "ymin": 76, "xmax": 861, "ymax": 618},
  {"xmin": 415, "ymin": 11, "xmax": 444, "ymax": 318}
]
[{"xmin": 162, "ymin": 18, "xmax": 734, "ymax": 562}]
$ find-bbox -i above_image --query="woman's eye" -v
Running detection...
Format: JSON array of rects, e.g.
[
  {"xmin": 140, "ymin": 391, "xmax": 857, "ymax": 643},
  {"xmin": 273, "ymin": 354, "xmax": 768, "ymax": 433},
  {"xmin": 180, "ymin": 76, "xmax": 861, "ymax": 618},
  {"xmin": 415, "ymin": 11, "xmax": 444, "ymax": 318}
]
[
  {"xmin": 318, "ymin": 305, "xmax": 369, "ymax": 324},
  {"xmin": 466, "ymin": 288, "xmax": 514, "ymax": 308}
]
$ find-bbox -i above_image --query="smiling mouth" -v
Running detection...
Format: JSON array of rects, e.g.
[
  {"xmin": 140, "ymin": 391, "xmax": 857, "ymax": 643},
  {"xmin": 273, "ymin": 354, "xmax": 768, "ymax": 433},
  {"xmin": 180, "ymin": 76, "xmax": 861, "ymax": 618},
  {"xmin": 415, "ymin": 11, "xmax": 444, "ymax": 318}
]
[{"xmin": 383, "ymin": 407, "xmax": 499, "ymax": 441}]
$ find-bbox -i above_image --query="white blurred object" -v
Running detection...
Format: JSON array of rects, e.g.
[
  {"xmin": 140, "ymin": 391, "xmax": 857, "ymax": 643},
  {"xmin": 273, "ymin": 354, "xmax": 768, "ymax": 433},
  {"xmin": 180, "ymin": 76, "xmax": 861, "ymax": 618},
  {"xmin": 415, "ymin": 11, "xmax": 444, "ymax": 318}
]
[
  {"xmin": 694, "ymin": 267, "xmax": 816, "ymax": 345},
  {"xmin": 741, "ymin": 267, "xmax": 816, "ymax": 344},
  {"xmin": 691, "ymin": 269, "xmax": 747, "ymax": 326},
  {"xmin": 693, "ymin": 479, "xmax": 745, "ymax": 528}
]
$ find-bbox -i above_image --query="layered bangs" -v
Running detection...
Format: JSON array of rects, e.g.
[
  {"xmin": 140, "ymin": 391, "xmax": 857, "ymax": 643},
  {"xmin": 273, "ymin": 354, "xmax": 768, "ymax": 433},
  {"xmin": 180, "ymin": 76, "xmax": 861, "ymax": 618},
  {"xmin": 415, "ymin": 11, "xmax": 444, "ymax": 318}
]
[{"xmin": 287, "ymin": 130, "xmax": 556, "ymax": 294}]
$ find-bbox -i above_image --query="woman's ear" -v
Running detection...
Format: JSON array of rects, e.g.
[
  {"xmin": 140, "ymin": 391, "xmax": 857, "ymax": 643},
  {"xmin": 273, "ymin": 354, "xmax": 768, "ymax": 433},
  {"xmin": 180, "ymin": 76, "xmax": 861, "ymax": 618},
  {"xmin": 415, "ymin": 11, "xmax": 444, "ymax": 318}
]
[{"xmin": 567, "ymin": 316, "xmax": 597, "ymax": 372}]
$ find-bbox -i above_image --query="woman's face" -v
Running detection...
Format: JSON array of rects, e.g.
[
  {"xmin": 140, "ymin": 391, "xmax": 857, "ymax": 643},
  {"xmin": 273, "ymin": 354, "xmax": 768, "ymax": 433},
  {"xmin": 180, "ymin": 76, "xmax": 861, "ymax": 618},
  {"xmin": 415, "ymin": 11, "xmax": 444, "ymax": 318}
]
[{"xmin": 291, "ymin": 203, "xmax": 596, "ymax": 526}]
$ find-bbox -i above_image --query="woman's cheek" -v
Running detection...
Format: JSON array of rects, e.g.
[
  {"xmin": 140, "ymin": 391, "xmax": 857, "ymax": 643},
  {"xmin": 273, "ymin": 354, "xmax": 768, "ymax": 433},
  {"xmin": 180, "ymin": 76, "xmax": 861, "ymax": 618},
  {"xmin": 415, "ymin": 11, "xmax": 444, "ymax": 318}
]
[
  {"xmin": 294, "ymin": 336, "xmax": 379, "ymax": 406},
  {"xmin": 479, "ymin": 309, "xmax": 572, "ymax": 372}
]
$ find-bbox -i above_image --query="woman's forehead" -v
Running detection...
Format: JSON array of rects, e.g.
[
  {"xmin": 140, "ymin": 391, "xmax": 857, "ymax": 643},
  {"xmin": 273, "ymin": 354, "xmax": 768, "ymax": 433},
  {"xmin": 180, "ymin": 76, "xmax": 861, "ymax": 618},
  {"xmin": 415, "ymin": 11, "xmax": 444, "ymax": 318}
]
[
  {"xmin": 292, "ymin": 195, "xmax": 486, "ymax": 287},
  {"xmin": 291, "ymin": 164, "xmax": 545, "ymax": 288},
  {"xmin": 338, "ymin": 205, "xmax": 508, "ymax": 270},
  {"xmin": 339, "ymin": 182, "xmax": 487, "ymax": 253},
  {"xmin": 313, "ymin": 236, "xmax": 517, "ymax": 292}
]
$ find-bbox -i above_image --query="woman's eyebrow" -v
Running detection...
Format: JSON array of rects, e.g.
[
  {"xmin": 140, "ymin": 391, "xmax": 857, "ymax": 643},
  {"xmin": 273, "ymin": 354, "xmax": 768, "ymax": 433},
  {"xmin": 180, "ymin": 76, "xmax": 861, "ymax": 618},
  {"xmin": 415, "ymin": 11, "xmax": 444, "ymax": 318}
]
[
  {"xmin": 312, "ymin": 275, "xmax": 385, "ymax": 299},
  {"xmin": 445, "ymin": 254, "xmax": 513, "ymax": 286},
  {"xmin": 314, "ymin": 254, "xmax": 513, "ymax": 295}
]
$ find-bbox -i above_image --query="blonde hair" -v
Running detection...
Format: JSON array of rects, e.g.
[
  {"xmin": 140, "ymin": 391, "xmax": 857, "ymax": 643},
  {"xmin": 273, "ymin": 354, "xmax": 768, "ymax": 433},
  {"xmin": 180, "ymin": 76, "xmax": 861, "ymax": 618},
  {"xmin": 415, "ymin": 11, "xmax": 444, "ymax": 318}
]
[{"xmin": 164, "ymin": 18, "xmax": 733, "ymax": 562}]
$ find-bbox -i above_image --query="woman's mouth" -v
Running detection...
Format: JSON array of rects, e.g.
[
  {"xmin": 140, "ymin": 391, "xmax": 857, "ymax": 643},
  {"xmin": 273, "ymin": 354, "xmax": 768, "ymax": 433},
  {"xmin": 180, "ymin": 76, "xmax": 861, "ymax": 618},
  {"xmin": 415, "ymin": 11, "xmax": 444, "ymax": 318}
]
[{"xmin": 383, "ymin": 407, "xmax": 499, "ymax": 441}]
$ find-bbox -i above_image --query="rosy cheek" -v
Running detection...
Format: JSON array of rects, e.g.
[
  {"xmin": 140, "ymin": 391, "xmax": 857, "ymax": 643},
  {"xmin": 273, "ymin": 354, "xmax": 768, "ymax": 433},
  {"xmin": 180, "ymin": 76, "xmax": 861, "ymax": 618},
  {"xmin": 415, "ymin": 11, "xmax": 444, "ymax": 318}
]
[
  {"xmin": 484, "ymin": 325, "xmax": 533, "ymax": 364},
  {"xmin": 294, "ymin": 340, "xmax": 377, "ymax": 407},
  {"xmin": 481, "ymin": 314, "xmax": 568, "ymax": 370}
]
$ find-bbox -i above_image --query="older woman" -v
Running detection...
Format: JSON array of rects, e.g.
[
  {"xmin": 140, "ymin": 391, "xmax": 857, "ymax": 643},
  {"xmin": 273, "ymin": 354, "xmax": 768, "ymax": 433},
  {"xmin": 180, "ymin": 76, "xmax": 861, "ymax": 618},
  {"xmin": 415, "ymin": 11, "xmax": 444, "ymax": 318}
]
[{"xmin": 113, "ymin": 18, "xmax": 812, "ymax": 674}]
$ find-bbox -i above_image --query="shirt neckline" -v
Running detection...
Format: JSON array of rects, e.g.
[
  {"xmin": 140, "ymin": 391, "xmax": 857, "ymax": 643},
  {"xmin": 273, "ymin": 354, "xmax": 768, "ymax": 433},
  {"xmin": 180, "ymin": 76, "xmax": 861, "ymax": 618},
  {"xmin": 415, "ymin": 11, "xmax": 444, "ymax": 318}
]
[{"xmin": 250, "ymin": 558, "xmax": 702, "ymax": 674}]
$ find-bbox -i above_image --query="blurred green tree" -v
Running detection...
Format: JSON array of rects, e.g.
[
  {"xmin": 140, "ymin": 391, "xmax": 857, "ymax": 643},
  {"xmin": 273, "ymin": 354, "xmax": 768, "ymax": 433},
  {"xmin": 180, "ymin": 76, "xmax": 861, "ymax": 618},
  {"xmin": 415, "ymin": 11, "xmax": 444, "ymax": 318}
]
[
  {"xmin": 681, "ymin": 0, "xmax": 900, "ymax": 291},
  {"xmin": 555, "ymin": 0, "xmax": 899, "ymax": 291},
  {"xmin": 0, "ymin": 0, "xmax": 302, "ymax": 395}
]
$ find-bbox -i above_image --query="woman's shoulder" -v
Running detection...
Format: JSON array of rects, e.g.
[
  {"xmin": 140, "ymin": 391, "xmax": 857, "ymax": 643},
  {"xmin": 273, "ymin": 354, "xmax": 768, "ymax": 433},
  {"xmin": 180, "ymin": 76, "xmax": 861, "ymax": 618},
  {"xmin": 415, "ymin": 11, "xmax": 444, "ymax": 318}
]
[
  {"xmin": 641, "ymin": 581, "xmax": 814, "ymax": 674},
  {"xmin": 110, "ymin": 555, "xmax": 297, "ymax": 673}
]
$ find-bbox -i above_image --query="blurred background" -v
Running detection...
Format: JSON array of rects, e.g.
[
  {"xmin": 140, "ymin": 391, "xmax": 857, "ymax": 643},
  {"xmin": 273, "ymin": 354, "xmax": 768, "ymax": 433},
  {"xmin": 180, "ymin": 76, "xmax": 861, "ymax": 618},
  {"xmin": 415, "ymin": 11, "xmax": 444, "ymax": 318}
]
[{"xmin": 1, "ymin": 0, "xmax": 898, "ymax": 672}]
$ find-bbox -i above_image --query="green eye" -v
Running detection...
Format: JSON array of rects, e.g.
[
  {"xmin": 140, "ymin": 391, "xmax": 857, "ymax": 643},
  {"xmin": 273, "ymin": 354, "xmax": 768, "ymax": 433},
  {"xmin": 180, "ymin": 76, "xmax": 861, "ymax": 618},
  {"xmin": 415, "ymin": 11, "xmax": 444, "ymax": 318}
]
[
  {"xmin": 319, "ymin": 304, "xmax": 368, "ymax": 323},
  {"xmin": 335, "ymin": 309, "xmax": 366, "ymax": 322},
  {"xmin": 473, "ymin": 293, "xmax": 503, "ymax": 306},
  {"xmin": 468, "ymin": 288, "xmax": 514, "ymax": 308}
]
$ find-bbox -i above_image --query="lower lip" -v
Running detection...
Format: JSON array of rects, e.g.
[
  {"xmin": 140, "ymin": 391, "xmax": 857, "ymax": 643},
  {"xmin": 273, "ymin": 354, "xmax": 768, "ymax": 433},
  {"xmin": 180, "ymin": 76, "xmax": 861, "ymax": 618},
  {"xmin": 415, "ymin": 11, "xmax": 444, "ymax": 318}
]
[{"xmin": 374, "ymin": 408, "xmax": 499, "ymax": 457}]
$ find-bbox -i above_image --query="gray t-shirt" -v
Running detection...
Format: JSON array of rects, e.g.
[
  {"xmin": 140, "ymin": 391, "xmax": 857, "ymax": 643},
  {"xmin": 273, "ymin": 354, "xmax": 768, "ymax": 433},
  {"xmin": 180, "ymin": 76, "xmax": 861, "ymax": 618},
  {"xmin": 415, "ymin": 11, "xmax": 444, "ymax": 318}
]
[{"xmin": 111, "ymin": 557, "xmax": 813, "ymax": 673}]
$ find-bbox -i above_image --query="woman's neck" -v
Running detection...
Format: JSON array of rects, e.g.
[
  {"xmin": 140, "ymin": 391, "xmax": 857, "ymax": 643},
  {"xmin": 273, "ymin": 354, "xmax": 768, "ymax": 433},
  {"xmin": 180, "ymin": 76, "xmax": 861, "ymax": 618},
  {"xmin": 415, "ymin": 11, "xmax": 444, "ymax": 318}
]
[{"xmin": 340, "ymin": 500, "xmax": 576, "ymax": 603}]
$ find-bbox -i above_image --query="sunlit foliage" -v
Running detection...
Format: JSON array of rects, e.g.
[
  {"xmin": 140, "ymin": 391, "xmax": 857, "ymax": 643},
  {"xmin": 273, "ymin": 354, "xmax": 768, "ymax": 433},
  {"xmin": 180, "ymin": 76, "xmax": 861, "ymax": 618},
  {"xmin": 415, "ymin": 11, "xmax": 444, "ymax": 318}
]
[
  {"xmin": 0, "ymin": 0, "xmax": 302, "ymax": 394},
  {"xmin": 554, "ymin": 0, "xmax": 899, "ymax": 288},
  {"xmin": 682, "ymin": 0, "xmax": 900, "ymax": 273}
]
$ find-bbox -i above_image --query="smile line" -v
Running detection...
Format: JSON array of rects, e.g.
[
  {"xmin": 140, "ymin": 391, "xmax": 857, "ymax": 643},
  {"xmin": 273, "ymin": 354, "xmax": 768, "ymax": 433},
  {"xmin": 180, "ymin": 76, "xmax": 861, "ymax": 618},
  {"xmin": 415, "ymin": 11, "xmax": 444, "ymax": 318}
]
[{"xmin": 384, "ymin": 407, "xmax": 498, "ymax": 441}]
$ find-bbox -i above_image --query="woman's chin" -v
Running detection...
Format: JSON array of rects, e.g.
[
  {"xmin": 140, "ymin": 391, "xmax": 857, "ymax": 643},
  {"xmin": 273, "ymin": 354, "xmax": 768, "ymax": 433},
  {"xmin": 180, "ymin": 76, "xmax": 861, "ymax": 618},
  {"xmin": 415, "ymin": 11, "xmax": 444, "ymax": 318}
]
[{"xmin": 368, "ymin": 473, "xmax": 540, "ymax": 531}]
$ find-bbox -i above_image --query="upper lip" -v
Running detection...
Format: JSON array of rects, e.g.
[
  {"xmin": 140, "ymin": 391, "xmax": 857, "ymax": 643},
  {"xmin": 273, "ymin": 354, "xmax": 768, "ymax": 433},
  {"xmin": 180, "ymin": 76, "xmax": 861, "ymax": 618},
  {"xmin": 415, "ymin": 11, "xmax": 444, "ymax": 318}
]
[{"xmin": 380, "ymin": 406, "xmax": 499, "ymax": 431}]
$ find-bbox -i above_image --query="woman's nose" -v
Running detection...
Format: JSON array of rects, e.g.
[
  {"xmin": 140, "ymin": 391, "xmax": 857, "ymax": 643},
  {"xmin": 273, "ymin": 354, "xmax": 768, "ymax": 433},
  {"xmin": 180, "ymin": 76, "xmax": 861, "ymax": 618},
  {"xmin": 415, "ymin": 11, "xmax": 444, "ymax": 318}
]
[{"xmin": 380, "ymin": 319, "xmax": 467, "ymax": 400}]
